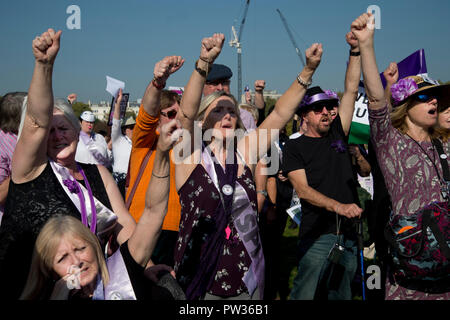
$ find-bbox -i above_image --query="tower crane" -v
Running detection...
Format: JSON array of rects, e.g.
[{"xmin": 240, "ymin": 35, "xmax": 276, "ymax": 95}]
[
  {"xmin": 229, "ymin": 0, "xmax": 250, "ymax": 101},
  {"xmin": 276, "ymin": 8, "xmax": 305, "ymax": 67}
]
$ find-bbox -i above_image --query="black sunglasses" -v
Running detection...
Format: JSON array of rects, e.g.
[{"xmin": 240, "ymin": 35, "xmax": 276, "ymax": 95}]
[
  {"xmin": 311, "ymin": 104, "xmax": 335, "ymax": 113},
  {"xmin": 160, "ymin": 110, "xmax": 177, "ymax": 119},
  {"xmin": 414, "ymin": 94, "xmax": 438, "ymax": 103}
]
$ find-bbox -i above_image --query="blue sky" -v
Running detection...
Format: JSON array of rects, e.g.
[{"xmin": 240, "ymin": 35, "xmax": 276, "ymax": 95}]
[{"xmin": 1, "ymin": 0, "xmax": 449, "ymax": 103}]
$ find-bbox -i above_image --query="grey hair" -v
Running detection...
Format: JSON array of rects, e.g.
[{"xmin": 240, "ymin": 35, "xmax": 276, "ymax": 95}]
[
  {"xmin": 54, "ymin": 98, "xmax": 81, "ymax": 133},
  {"xmin": 18, "ymin": 98, "xmax": 81, "ymax": 138}
]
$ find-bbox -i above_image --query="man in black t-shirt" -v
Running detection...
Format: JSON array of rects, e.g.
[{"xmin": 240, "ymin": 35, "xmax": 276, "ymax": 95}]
[
  {"xmin": 282, "ymin": 84, "xmax": 363, "ymax": 300},
  {"xmin": 281, "ymin": 35, "xmax": 363, "ymax": 301}
]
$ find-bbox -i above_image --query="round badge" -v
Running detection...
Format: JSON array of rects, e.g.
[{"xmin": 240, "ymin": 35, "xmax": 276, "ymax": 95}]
[
  {"xmin": 222, "ymin": 184, "xmax": 233, "ymax": 196},
  {"xmin": 109, "ymin": 291, "xmax": 122, "ymax": 300},
  {"xmin": 440, "ymin": 154, "xmax": 447, "ymax": 160}
]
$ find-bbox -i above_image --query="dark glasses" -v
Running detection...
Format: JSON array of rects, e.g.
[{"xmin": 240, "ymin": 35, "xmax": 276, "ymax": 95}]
[
  {"xmin": 415, "ymin": 94, "xmax": 438, "ymax": 103},
  {"xmin": 311, "ymin": 104, "xmax": 335, "ymax": 113},
  {"xmin": 160, "ymin": 110, "xmax": 177, "ymax": 119}
]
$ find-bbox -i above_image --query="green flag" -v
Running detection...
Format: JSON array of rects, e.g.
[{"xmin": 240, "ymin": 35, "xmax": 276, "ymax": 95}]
[{"xmin": 348, "ymin": 92, "xmax": 370, "ymax": 145}]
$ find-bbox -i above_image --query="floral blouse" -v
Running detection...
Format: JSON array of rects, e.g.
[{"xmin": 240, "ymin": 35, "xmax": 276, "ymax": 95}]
[{"xmin": 174, "ymin": 164, "xmax": 258, "ymax": 297}]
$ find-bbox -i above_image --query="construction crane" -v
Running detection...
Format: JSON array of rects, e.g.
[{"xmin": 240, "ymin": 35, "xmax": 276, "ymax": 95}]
[
  {"xmin": 229, "ymin": 0, "xmax": 250, "ymax": 102},
  {"xmin": 276, "ymin": 8, "xmax": 306, "ymax": 67}
]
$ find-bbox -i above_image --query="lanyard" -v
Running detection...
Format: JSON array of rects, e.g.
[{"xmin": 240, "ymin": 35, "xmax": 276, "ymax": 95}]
[
  {"xmin": 203, "ymin": 145, "xmax": 238, "ymax": 240},
  {"xmin": 406, "ymin": 134, "xmax": 447, "ymax": 198}
]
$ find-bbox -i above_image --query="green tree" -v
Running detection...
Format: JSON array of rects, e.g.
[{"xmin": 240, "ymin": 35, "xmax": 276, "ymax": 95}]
[{"xmin": 71, "ymin": 102, "xmax": 91, "ymax": 118}]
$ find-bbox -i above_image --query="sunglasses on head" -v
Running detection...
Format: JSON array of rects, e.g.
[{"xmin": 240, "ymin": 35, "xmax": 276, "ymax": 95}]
[
  {"xmin": 160, "ymin": 109, "xmax": 177, "ymax": 119},
  {"xmin": 414, "ymin": 94, "xmax": 438, "ymax": 103},
  {"xmin": 311, "ymin": 104, "xmax": 335, "ymax": 113}
]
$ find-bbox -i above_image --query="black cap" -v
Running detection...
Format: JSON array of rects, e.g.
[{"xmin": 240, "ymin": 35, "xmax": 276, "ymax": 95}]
[{"xmin": 206, "ymin": 64, "xmax": 233, "ymax": 83}]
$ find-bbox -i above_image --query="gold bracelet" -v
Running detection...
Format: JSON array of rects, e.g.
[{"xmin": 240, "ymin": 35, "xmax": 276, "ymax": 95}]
[{"xmin": 152, "ymin": 172, "xmax": 170, "ymax": 179}]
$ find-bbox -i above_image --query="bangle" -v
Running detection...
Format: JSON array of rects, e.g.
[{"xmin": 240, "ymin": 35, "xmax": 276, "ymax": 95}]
[
  {"xmin": 349, "ymin": 50, "xmax": 360, "ymax": 56},
  {"xmin": 195, "ymin": 59, "xmax": 209, "ymax": 78},
  {"xmin": 152, "ymin": 77, "xmax": 166, "ymax": 90},
  {"xmin": 199, "ymin": 56, "xmax": 212, "ymax": 64},
  {"xmin": 257, "ymin": 190, "xmax": 268, "ymax": 197},
  {"xmin": 152, "ymin": 172, "xmax": 170, "ymax": 179},
  {"xmin": 296, "ymin": 74, "xmax": 312, "ymax": 88}
]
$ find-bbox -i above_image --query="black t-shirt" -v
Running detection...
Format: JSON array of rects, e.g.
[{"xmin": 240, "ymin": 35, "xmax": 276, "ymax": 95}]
[{"xmin": 281, "ymin": 115, "xmax": 359, "ymax": 240}]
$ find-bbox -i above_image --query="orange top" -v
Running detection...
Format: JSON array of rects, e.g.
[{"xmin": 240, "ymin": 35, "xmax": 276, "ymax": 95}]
[{"xmin": 125, "ymin": 105, "xmax": 181, "ymax": 231}]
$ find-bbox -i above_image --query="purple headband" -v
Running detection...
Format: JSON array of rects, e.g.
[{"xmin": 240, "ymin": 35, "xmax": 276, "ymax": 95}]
[{"xmin": 300, "ymin": 90, "xmax": 340, "ymax": 108}]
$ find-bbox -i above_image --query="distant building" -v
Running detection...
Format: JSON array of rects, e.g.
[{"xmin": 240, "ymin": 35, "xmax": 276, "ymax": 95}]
[
  {"xmin": 239, "ymin": 89, "xmax": 282, "ymax": 104},
  {"xmin": 90, "ymin": 101, "xmax": 140, "ymax": 121}
]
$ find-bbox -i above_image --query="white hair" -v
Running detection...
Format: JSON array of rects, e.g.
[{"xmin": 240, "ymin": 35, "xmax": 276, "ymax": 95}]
[{"xmin": 18, "ymin": 97, "xmax": 81, "ymax": 139}]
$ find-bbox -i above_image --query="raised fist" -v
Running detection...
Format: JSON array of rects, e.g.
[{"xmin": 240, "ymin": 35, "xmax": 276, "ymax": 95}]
[
  {"xmin": 32, "ymin": 28, "xmax": 62, "ymax": 65},
  {"xmin": 351, "ymin": 13, "xmax": 375, "ymax": 45},
  {"xmin": 200, "ymin": 33, "xmax": 225, "ymax": 63},
  {"xmin": 345, "ymin": 32, "xmax": 359, "ymax": 50},
  {"xmin": 157, "ymin": 118, "xmax": 183, "ymax": 152},
  {"xmin": 67, "ymin": 93, "xmax": 77, "ymax": 104},
  {"xmin": 305, "ymin": 43, "xmax": 323, "ymax": 70},
  {"xmin": 254, "ymin": 80, "xmax": 266, "ymax": 92},
  {"xmin": 383, "ymin": 62, "xmax": 399, "ymax": 86},
  {"xmin": 153, "ymin": 56, "xmax": 184, "ymax": 84}
]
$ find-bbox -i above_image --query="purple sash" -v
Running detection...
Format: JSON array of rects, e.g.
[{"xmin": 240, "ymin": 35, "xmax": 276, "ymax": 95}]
[
  {"xmin": 49, "ymin": 159, "xmax": 118, "ymax": 243},
  {"xmin": 79, "ymin": 131, "xmax": 111, "ymax": 167},
  {"xmin": 202, "ymin": 148, "xmax": 265, "ymax": 298},
  {"xmin": 92, "ymin": 247, "xmax": 137, "ymax": 300}
]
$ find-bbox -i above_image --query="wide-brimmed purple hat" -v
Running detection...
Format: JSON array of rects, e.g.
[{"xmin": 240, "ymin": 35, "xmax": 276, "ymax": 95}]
[{"xmin": 390, "ymin": 74, "xmax": 450, "ymax": 107}]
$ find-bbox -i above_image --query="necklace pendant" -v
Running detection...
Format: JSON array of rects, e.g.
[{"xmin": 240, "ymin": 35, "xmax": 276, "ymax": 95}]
[{"xmin": 225, "ymin": 225, "xmax": 231, "ymax": 240}]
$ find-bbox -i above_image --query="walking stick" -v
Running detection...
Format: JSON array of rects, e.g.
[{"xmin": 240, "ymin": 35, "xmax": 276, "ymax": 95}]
[{"xmin": 356, "ymin": 218, "xmax": 366, "ymax": 300}]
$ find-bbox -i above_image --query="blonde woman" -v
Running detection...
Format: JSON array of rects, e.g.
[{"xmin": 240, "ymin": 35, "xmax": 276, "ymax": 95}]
[
  {"xmin": 21, "ymin": 119, "xmax": 181, "ymax": 300},
  {"xmin": 172, "ymin": 32, "xmax": 323, "ymax": 300}
]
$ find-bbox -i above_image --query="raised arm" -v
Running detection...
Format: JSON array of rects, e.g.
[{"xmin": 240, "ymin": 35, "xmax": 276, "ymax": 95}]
[
  {"xmin": 241, "ymin": 43, "xmax": 322, "ymax": 163},
  {"xmin": 12, "ymin": 29, "xmax": 62, "ymax": 183},
  {"xmin": 110, "ymin": 88, "xmax": 123, "ymax": 143},
  {"xmin": 383, "ymin": 62, "xmax": 399, "ymax": 112},
  {"xmin": 127, "ymin": 119, "xmax": 181, "ymax": 267},
  {"xmin": 351, "ymin": 13, "xmax": 385, "ymax": 110},
  {"xmin": 254, "ymin": 80, "xmax": 266, "ymax": 110},
  {"xmin": 141, "ymin": 56, "xmax": 184, "ymax": 117},
  {"xmin": 177, "ymin": 33, "xmax": 225, "ymax": 133},
  {"xmin": 339, "ymin": 32, "xmax": 362, "ymax": 135}
]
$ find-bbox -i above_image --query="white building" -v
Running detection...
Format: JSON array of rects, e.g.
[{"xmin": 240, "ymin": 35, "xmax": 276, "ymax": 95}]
[{"xmin": 90, "ymin": 101, "xmax": 140, "ymax": 122}]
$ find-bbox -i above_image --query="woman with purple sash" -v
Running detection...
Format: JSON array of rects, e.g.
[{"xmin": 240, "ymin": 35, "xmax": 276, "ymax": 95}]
[
  {"xmin": 0, "ymin": 28, "xmax": 136, "ymax": 299},
  {"xmin": 20, "ymin": 120, "xmax": 182, "ymax": 300},
  {"xmin": 173, "ymin": 33, "xmax": 323, "ymax": 300}
]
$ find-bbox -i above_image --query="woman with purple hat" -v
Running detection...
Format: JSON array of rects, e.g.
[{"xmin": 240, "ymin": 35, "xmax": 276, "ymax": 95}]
[{"xmin": 353, "ymin": 12, "xmax": 450, "ymax": 299}]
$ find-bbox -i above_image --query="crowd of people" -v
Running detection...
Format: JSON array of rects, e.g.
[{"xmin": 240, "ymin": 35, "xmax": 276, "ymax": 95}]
[{"xmin": 0, "ymin": 12, "xmax": 448, "ymax": 301}]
